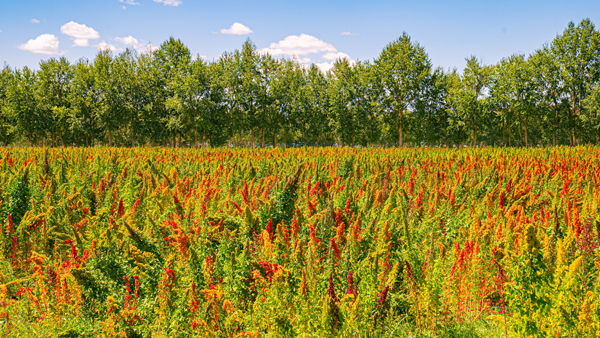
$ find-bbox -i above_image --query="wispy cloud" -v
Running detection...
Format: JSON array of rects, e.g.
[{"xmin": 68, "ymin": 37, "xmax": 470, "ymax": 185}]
[
  {"xmin": 31, "ymin": 19, "xmax": 40, "ymax": 24},
  {"xmin": 341, "ymin": 31, "xmax": 359, "ymax": 36},
  {"xmin": 153, "ymin": 0, "xmax": 182, "ymax": 6}
]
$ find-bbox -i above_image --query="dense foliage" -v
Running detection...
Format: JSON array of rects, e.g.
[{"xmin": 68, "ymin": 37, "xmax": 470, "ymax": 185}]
[
  {"xmin": 1, "ymin": 19, "xmax": 600, "ymax": 148},
  {"xmin": 0, "ymin": 146, "xmax": 598, "ymax": 337}
]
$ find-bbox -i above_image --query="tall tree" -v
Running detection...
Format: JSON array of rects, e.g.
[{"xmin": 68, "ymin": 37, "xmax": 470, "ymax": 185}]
[
  {"xmin": 412, "ymin": 67, "xmax": 451, "ymax": 146},
  {"xmin": 529, "ymin": 46, "xmax": 569, "ymax": 146},
  {"xmin": 270, "ymin": 58, "xmax": 303, "ymax": 146},
  {"xmin": 353, "ymin": 61, "xmax": 382, "ymax": 146},
  {"xmin": 551, "ymin": 18, "xmax": 600, "ymax": 145},
  {"xmin": 35, "ymin": 57, "xmax": 73, "ymax": 146},
  {"xmin": 375, "ymin": 33, "xmax": 432, "ymax": 147},
  {"xmin": 291, "ymin": 64, "xmax": 330, "ymax": 145},
  {"xmin": 329, "ymin": 58, "xmax": 359, "ymax": 146},
  {"xmin": 4, "ymin": 67, "xmax": 41, "ymax": 145},
  {"xmin": 154, "ymin": 37, "xmax": 193, "ymax": 147},
  {"xmin": 446, "ymin": 69, "xmax": 470, "ymax": 146},
  {"xmin": 69, "ymin": 59, "xmax": 101, "ymax": 146},
  {"xmin": 583, "ymin": 84, "xmax": 600, "ymax": 143},
  {"xmin": 492, "ymin": 54, "xmax": 540, "ymax": 146},
  {"xmin": 457, "ymin": 56, "xmax": 494, "ymax": 146},
  {"xmin": 0, "ymin": 66, "xmax": 15, "ymax": 144},
  {"xmin": 93, "ymin": 50, "xmax": 122, "ymax": 146}
]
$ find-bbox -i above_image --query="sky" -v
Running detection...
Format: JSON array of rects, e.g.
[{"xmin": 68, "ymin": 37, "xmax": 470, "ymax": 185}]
[{"xmin": 1, "ymin": 0, "xmax": 599, "ymax": 72}]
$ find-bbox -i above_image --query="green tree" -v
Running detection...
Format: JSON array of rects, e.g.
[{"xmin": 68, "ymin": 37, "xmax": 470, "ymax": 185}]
[
  {"xmin": 154, "ymin": 37, "xmax": 193, "ymax": 147},
  {"xmin": 529, "ymin": 46, "xmax": 569, "ymax": 146},
  {"xmin": 329, "ymin": 58, "xmax": 360, "ymax": 146},
  {"xmin": 69, "ymin": 59, "xmax": 101, "ymax": 146},
  {"xmin": 4, "ymin": 67, "xmax": 42, "ymax": 145},
  {"xmin": 375, "ymin": 33, "xmax": 432, "ymax": 147},
  {"xmin": 269, "ymin": 58, "xmax": 303, "ymax": 146},
  {"xmin": 291, "ymin": 65, "xmax": 330, "ymax": 145},
  {"xmin": 255, "ymin": 53, "xmax": 278, "ymax": 147},
  {"xmin": 456, "ymin": 56, "xmax": 494, "ymax": 146},
  {"xmin": 492, "ymin": 54, "xmax": 540, "ymax": 146},
  {"xmin": 412, "ymin": 67, "xmax": 452, "ymax": 146},
  {"xmin": 583, "ymin": 84, "xmax": 600, "ymax": 143},
  {"xmin": 202, "ymin": 61, "xmax": 232, "ymax": 147},
  {"xmin": 93, "ymin": 50, "xmax": 122, "ymax": 146},
  {"xmin": 0, "ymin": 66, "xmax": 15, "ymax": 144},
  {"xmin": 350, "ymin": 60, "xmax": 381, "ymax": 146},
  {"xmin": 551, "ymin": 18, "xmax": 600, "ymax": 145},
  {"xmin": 35, "ymin": 57, "xmax": 73, "ymax": 146}
]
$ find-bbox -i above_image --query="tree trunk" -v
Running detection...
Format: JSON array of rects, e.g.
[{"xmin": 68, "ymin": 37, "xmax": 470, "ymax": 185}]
[
  {"xmin": 108, "ymin": 131, "xmax": 113, "ymax": 147},
  {"xmin": 251, "ymin": 128, "xmax": 255, "ymax": 149},
  {"xmin": 274, "ymin": 133, "xmax": 277, "ymax": 147},
  {"xmin": 398, "ymin": 109, "xmax": 404, "ymax": 147},
  {"xmin": 262, "ymin": 128, "xmax": 265, "ymax": 148},
  {"xmin": 524, "ymin": 119, "xmax": 528, "ymax": 147},
  {"xmin": 131, "ymin": 128, "xmax": 135, "ymax": 148},
  {"xmin": 553, "ymin": 108, "xmax": 558, "ymax": 147}
]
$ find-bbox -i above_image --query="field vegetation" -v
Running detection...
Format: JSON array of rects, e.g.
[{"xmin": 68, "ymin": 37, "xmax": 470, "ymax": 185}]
[{"xmin": 0, "ymin": 146, "xmax": 598, "ymax": 337}]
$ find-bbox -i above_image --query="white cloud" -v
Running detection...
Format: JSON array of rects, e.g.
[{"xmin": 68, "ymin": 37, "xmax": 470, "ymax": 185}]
[
  {"xmin": 119, "ymin": 0, "xmax": 140, "ymax": 4},
  {"xmin": 220, "ymin": 22, "xmax": 253, "ymax": 35},
  {"xmin": 95, "ymin": 41, "xmax": 120, "ymax": 52},
  {"xmin": 114, "ymin": 35, "xmax": 158, "ymax": 53},
  {"xmin": 60, "ymin": 21, "xmax": 100, "ymax": 47},
  {"xmin": 31, "ymin": 19, "xmax": 40, "ymax": 24},
  {"xmin": 322, "ymin": 52, "xmax": 351, "ymax": 61},
  {"xmin": 18, "ymin": 34, "xmax": 61, "ymax": 54},
  {"xmin": 315, "ymin": 62, "xmax": 334, "ymax": 72},
  {"xmin": 145, "ymin": 43, "xmax": 159, "ymax": 53},
  {"xmin": 153, "ymin": 0, "xmax": 182, "ymax": 6},
  {"xmin": 115, "ymin": 35, "xmax": 142, "ymax": 48},
  {"xmin": 261, "ymin": 34, "xmax": 353, "ymax": 73},
  {"xmin": 341, "ymin": 31, "xmax": 358, "ymax": 36},
  {"xmin": 261, "ymin": 34, "xmax": 336, "ymax": 56}
]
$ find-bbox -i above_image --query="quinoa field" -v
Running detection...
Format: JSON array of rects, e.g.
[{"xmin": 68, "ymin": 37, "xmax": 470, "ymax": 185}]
[{"xmin": 0, "ymin": 146, "xmax": 599, "ymax": 337}]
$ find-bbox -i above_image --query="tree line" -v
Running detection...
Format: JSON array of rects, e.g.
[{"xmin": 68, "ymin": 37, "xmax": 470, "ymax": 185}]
[{"xmin": 1, "ymin": 19, "xmax": 599, "ymax": 148}]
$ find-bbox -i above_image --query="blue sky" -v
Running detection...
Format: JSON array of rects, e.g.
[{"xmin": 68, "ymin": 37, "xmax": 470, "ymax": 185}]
[{"xmin": 1, "ymin": 0, "xmax": 599, "ymax": 72}]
